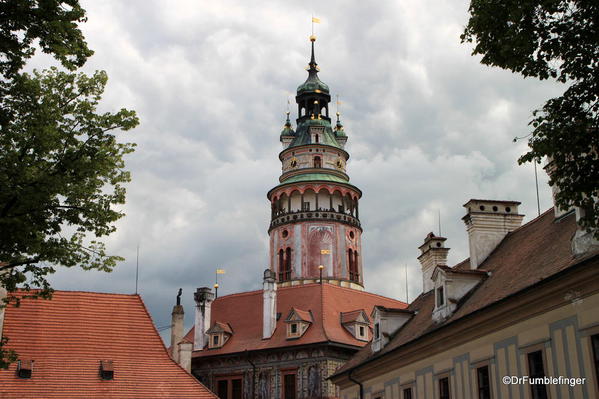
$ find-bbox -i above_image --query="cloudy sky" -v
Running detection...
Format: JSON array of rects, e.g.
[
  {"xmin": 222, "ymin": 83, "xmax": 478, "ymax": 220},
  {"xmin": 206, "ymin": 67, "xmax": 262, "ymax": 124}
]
[{"xmin": 34, "ymin": 0, "xmax": 564, "ymax": 339}]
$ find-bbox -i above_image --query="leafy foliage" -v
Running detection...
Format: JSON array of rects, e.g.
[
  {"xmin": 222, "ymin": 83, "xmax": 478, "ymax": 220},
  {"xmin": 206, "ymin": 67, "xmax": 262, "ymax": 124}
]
[
  {"xmin": 462, "ymin": 0, "xmax": 598, "ymax": 235},
  {"xmin": 0, "ymin": 0, "xmax": 93, "ymax": 78},
  {"xmin": 0, "ymin": 68, "xmax": 138, "ymax": 303}
]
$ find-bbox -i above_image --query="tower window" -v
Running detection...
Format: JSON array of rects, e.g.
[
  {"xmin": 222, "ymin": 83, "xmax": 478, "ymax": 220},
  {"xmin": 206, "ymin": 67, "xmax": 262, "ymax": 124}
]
[
  {"xmin": 374, "ymin": 322, "xmax": 380, "ymax": 339},
  {"xmin": 314, "ymin": 156, "xmax": 321, "ymax": 168},
  {"xmin": 315, "ymin": 134, "xmax": 319, "ymax": 143}
]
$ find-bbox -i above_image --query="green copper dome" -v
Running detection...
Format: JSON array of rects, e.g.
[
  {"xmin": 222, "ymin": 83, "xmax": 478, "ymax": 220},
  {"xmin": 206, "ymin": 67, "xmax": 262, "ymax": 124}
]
[
  {"xmin": 297, "ymin": 75, "xmax": 329, "ymax": 95},
  {"xmin": 280, "ymin": 112, "xmax": 295, "ymax": 137}
]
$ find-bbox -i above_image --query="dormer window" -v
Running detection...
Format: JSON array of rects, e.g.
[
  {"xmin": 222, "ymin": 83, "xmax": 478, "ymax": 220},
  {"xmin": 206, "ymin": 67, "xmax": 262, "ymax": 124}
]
[
  {"xmin": 341, "ymin": 309, "xmax": 370, "ymax": 341},
  {"xmin": 285, "ymin": 308, "xmax": 312, "ymax": 339},
  {"xmin": 431, "ymin": 265, "xmax": 487, "ymax": 323},
  {"xmin": 206, "ymin": 322, "xmax": 233, "ymax": 349},
  {"xmin": 436, "ymin": 286, "xmax": 445, "ymax": 307},
  {"xmin": 371, "ymin": 306, "xmax": 414, "ymax": 353}
]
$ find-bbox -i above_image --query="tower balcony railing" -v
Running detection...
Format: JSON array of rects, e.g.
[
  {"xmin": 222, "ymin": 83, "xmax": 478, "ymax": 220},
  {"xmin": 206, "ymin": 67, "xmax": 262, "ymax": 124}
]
[{"xmin": 269, "ymin": 208, "xmax": 361, "ymax": 231}]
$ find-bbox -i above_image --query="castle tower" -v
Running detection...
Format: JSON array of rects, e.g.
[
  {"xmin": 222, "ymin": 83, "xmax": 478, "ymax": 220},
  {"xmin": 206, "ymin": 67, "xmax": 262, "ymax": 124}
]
[{"xmin": 267, "ymin": 36, "xmax": 364, "ymax": 290}]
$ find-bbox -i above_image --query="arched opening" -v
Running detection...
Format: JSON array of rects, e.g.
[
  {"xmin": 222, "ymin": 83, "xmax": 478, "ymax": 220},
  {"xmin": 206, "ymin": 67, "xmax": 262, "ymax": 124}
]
[
  {"xmin": 314, "ymin": 156, "xmax": 322, "ymax": 168},
  {"xmin": 290, "ymin": 190, "xmax": 301, "ymax": 212},
  {"xmin": 353, "ymin": 251, "xmax": 360, "ymax": 282},
  {"xmin": 308, "ymin": 228, "xmax": 333, "ymax": 278},
  {"xmin": 284, "ymin": 247, "xmax": 292, "ymax": 280},
  {"xmin": 332, "ymin": 190, "xmax": 343, "ymax": 212},
  {"xmin": 348, "ymin": 249, "xmax": 354, "ymax": 280},
  {"xmin": 278, "ymin": 249, "xmax": 285, "ymax": 282},
  {"xmin": 279, "ymin": 193, "xmax": 289, "ymax": 214},
  {"xmin": 316, "ymin": 188, "xmax": 330, "ymax": 211},
  {"xmin": 303, "ymin": 189, "xmax": 316, "ymax": 211}
]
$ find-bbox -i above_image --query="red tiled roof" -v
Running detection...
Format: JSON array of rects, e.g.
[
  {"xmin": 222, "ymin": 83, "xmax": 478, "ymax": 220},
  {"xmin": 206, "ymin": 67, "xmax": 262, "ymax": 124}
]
[
  {"xmin": 187, "ymin": 283, "xmax": 406, "ymax": 357},
  {"xmin": 0, "ymin": 291, "xmax": 216, "ymax": 399},
  {"xmin": 334, "ymin": 209, "xmax": 599, "ymax": 376}
]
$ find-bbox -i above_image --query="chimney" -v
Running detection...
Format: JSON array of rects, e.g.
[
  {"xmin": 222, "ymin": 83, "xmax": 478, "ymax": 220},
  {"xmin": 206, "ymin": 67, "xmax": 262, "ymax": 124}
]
[
  {"xmin": 262, "ymin": 269, "xmax": 277, "ymax": 339},
  {"xmin": 418, "ymin": 233, "xmax": 449, "ymax": 293},
  {"xmin": 170, "ymin": 288, "xmax": 184, "ymax": 363},
  {"xmin": 544, "ymin": 160, "xmax": 574, "ymax": 218},
  {"xmin": 177, "ymin": 341, "xmax": 193, "ymax": 373},
  {"xmin": 462, "ymin": 199, "xmax": 524, "ymax": 269},
  {"xmin": 193, "ymin": 287, "xmax": 214, "ymax": 351}
]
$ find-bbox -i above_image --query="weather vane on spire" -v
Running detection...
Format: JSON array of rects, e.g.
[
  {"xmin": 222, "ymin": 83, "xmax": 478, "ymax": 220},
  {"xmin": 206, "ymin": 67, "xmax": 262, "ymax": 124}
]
[{"xmin": 311, "ymin": 15, "xmax": 320, "ymax": 40}]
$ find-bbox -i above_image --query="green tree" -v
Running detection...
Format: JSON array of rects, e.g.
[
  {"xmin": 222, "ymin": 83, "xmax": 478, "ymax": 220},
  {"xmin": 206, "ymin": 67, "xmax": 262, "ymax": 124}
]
[
  {"xmin": 0, "ymin": 0, "xmax": 93, "ymax": 78},
  {"xmin": 462, "ymin": 0, "xmax": 598, "ymax": 235},
  {"xmin": 1, "ymin": 68, "xmax": 138, "ymax": 294},
  {"xmin": 0, "ymin": 1, "xmax": 138, "ymax": 368}
]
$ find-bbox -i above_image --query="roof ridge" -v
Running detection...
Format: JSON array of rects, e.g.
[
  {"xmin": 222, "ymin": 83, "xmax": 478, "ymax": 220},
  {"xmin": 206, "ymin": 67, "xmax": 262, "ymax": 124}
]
[
  {"xmin": 12, "ymin": 289, "xmax": 139, "ymax": 297},
  {"xmin": 214, "ymin": 289, "xmax": 262, "ymax": 300},
  {"xmin": 323, "ymin": 283, "xmax": 407, "ymax": 306}
]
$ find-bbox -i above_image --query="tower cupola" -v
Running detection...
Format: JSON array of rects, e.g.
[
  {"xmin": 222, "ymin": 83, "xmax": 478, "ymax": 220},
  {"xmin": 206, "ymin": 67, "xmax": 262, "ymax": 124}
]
[{"xmin": 267, "ymin": 36, "xmax": 364, "ymax": 291}]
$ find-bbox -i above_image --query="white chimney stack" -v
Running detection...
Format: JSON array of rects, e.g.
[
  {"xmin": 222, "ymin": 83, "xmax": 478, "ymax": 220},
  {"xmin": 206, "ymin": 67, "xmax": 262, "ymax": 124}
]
[
  {"xmin": 262, "ymin": 269, "xmax": 277, "ymax": 339},
  {"xmin": 418, "ymin": 233, "xmax": 449, "ymax": 293},
  {"xmin": 462, "ymin": 199, "xmax": 524, "ymax": 269},
  {"xmin": 193, "ymin": 287, "xmax": 214, "ymax": 351}
]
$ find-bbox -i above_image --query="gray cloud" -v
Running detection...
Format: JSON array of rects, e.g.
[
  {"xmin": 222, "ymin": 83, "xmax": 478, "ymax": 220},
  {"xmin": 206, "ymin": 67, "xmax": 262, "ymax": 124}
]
[{"xmin": 36, "ymin": 0, "xmax": 561, "ymax": 339}]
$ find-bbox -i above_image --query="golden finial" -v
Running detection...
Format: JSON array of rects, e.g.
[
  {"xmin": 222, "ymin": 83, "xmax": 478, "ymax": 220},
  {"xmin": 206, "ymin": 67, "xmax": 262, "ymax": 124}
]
[
  {"xmin": 318, "ymin": 265, "xmax": 324, "ymax": 270},
  {"xmin": 310, "ymin": 35, "xmax": 317, "ymax": 42},
  {"xmin": 214, "ymin": 283, "xmax": 219, "ymax": 289},
  {"xmin": 310, "ymin": 114, "xmax": 315, "ymax": 120}
]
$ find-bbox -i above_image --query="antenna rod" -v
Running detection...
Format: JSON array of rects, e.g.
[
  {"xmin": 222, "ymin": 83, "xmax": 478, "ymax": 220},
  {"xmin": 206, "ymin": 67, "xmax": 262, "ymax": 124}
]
[
  {"xmin": 405, "ymin": 264, "xmax": 409, "ymax": 303},
  {"xmin": 135, "ymin": 244, "xmax": 139, "ymax": 294},
  {"xmin": 438, "ymin": 209, "xmax": 442, "ymax": 236},
  {"xmin": 534, "ymin": 161, "xmax": 541, "ymax": 216}
]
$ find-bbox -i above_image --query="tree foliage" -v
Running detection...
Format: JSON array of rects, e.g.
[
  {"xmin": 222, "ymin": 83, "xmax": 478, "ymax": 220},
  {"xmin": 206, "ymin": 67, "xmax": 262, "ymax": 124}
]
[
  {"xmin": 0, "ymin": 68, "xmax": 138, "ymax": 298},
  {"xmin": 0, "ymin": 0, "xmax": 93, "ymax": 78},
  {"xmin": 462, "ymin": 0, "xmax": 599, "ymax": 235}
]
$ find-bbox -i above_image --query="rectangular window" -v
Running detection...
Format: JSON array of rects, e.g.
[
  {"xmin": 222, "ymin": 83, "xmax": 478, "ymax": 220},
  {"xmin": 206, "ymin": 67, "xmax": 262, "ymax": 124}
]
[
  {"xmin": 231, "ymin": 378, "xmax": 242, "ymax": 399},
  {"xmin": 527, "ymin": 350, "xmax": 548, "ymax": 399},
  {"xmin": 215, "ymin": 376, "xmax": 243, "ymax": 399},
  {"xmin": 359, "ymin": 325, "xmax": 365, "ymax": 337},
  {"xmin": 403, "ymin": 387, "xmax": 413, "ymax": 399},
  {"xmin": 477, "ymin": 365, "xmax": 491, "ymax": 399},
  {"xmin": 217, "ymin": 380, "xmax": 228, "ymax": 399},
  {"xmin": 437, "ymin": 286, "xmax": 445, "ymax": 307},
  {"xmin": 593, "ymin": 334, "xmax": 599, "ymax": 391},
  {"xmin": 291, "ymin": 323, "xmax": 298, "ymax": 334},
  {"xmin": 302, "ymin": 201, "xmax": 310, "ymax": 211},
  {"xmin": 283, "ymin": 372, "xmax": 296, "ymax": 399},
  {"xmin": 439, "ymin": 377, "xmax": 450, "ymax": 399},
  {"xmin": 213, "ymin": 334, "xmax": 219, "ymax": 346},
  {"xmin": 374, "ymin": 322, "xmax": 380, "ymax": 339}
]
